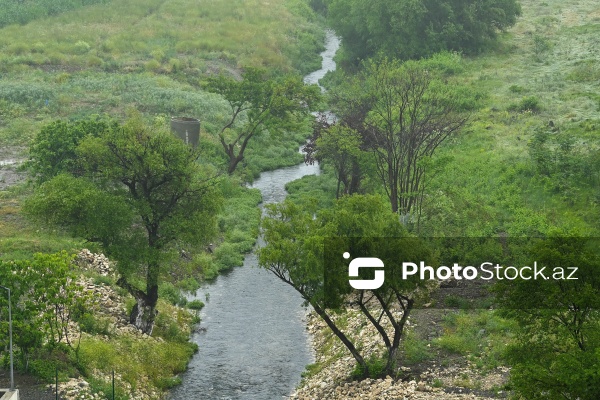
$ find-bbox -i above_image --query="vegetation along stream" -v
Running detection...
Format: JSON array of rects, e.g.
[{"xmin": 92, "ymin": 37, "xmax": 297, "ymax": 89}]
[{"xmin": 168, "ymin": 31, "xmax": 341, "ymax": 400}]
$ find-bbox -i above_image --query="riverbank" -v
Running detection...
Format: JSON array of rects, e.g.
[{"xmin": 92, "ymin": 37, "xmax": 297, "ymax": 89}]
[{"xmin": 291, "ymin": 309, "xmax": 509, "ymax": 400}]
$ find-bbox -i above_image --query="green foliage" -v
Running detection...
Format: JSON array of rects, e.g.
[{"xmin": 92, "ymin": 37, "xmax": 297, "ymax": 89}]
[
  {"xmin": 435, "ymin": 311, "xmax": 514, "ymax": 370},
  {"xmin": 566, "ymin": 60, "xmax": 600, "ymax": 83},
  {"xmin": 0, "ymin": 81, "xmax": 54, "ymax": 107},
  {"xmin": 77, "ymin": 313, "xmax": 112, "ymax": 336},
  {"xmin": 24, "ymin": 114, "xmax": 222, "ymax": 333},
  {"xmin": 401, "ymin": 332, "xmax": 433, "ymax": 365},
  {"xmin": 214, "ymin": 242, "xmax": 245, "ymax": 271},
  {"xmin": 532, "ymin": 34, "xmax": 551, "ymax": 58},
  {"xmin": 326, "ymin": 0, "xmax": 522, "ymax": 62},
  {"xmin": 329, "ymin": 57, "xmax": 472, "ymax": 217},
  {"xmin": 314, "ymin": 125, "xmax": 366, "ymax": 197},
  {"xmin": 28, "ymin": 345, "xmax": 78, "ymax": 382},
  {"xmin": 285, "ymin": 169, "xmax": 338, "ymax": 210},
  {"xmin": 260, "ymin": 194, "xmax": 434, "ymax": 377},
  {"xmin": 496, "ymin": 236, "xmax": 600, "ymax": 398},
  {"xmin": 158, "ymin": 283, "xmax": 188, "ymax": 307},
  {"xmin": 187, "ymin": 300, "xmax": 205, "ymax": 310},
  {"xmin": 79, "ymin": 335, "xmax": 196, "ymax": 393},
  {"xmin": 0, "ymin": 252, "xmax": 90, "ymax": 366},
  {"xmin": 351, "ymin": 353, "xmax": 388, "ymax": 380},
  {"xmin": 507, "ymin": 96, "xmax": 541, "ymax": 113},
  {"xmin": 0, "ymin": 0, "xmax": 109, "ymax": 29},
  {"xmin": 528, "ymin": 123, "xmax": 600, "ymax": 204},
  {"xmin": 151, "ymin": 308, "xmax": 189, "ymax": 343},
  {"xmin": 26, "ymin": 115, "xmax": 116, "ymax": 182},
  {"xmin": 204, "ymin": 67, "xmax": 321, "ymax": 174}
]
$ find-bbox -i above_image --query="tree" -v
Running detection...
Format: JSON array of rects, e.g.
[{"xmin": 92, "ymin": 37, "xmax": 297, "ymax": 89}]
[
  {"xmin": 496, "ymin": 235, "xmax": 600, "ymax": 399},
  {"xmin": 205, "ymin": 67, "xmax": 320, "ymax": 174},
  {"xmin": 0, "ymin": 252, "xmax": 89, "ymax": 369},
  {"xmin": 259, "ymin": 194, "xmax": 433, "ymax": 377},
  {"xmin": 330, "ymin": 58, "xmax": 469, "ymax": 222},
  {"xmin": 304, "ymin": 115, "xmax": 367, "ymax": 197},
  {"xmin": 26, "ymin": 115, "xmax": 117, "ymax": 183},
  {"xmin": 326, "ymin": 0, "xmax": 521, "ymax": 63},
  {"xmin": 25, "ymin": 115, "xmax": 221, "ymax": 334}
]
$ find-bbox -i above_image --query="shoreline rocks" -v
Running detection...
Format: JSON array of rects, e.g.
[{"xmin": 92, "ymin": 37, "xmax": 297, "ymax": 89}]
[{"xmin": 290, "ymin": 309, "xmax": 504, "ymax": 400}]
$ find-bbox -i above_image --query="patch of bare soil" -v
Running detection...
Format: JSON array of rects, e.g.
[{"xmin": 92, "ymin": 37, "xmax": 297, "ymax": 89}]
[{"xmin": 0, "ymin": 147, "xmax": 26, "ymax": 190}]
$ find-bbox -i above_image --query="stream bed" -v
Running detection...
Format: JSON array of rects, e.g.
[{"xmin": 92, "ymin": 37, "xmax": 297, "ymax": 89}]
[{"xmin": 169, "ymin": 30, "xmax": 340, "ymax": 400}]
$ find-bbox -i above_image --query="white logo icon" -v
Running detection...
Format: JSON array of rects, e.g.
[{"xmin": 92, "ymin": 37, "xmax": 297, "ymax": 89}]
[{"xmin": 344, "ymin": 252, "xmax": 385, "ymax": 290}]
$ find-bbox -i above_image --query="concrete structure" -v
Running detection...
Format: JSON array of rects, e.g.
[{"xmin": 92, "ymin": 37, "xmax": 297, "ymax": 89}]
[
  {"xmin": 170, "ymin": 117, "xmax": 200, "ymax": 147},
  {"xmin": 0, "ymin": 389, "xmax": 19, "ymax": 400}
]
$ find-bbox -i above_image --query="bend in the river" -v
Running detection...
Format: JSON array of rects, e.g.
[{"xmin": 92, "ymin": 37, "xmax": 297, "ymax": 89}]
[{"xmin": 169, "ymin": 30, "xmax": 340, "ymax": 400}]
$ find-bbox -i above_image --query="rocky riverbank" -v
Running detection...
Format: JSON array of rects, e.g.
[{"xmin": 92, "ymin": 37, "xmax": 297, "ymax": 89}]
[
  {"xmin": 290, "ymin": 308, "xmax": 508, "ymax": 400},
  {"xmin": 45, "ymin": 250, "xmax": 193, "ymax": 400}
]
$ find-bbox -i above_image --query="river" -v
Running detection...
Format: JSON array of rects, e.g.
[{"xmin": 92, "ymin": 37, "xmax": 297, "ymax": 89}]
[{"xmin": 168, "ymin": 30, "xmax": 340, "ymax": 400}]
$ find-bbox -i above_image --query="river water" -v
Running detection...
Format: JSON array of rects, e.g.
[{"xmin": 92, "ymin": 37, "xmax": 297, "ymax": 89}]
[{"xmin": 169, "ymin": 31, "xmax": 340, "ymax": 400}]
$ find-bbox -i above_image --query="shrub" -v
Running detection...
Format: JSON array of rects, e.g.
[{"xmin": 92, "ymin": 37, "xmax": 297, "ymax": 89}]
[
  {"xmin": 214, "ymin": 242, "xmax": 244, "ymax": 270},
  {"xmin": 508, "ymin": 96, "xmax": 541, "ymax": 113},
  {"xmin": 187, "ymin": 300, "xmax": 205, "ymax": 310},
  {"xmin": 158, "ymin": 282, "xmax": 187, "ymax": 307},
  {"xmin": 78, "ymin": 313, "xmax": 113, "ymax": 336},
  {"xmin": 73, "ymin": 41, "xmax": 91, "ymax": 55},
  {"xmin": 351, "ymin": 353, "xmax": 388, "ymax": 379}
]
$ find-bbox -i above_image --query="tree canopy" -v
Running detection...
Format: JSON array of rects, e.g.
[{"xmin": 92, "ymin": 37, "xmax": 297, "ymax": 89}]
[
  {"xmin": 259, "ymin": 194, "xmax": 433, "ymax": 377},
  {"xmin": 326, "ymin": 0, "xmax": 521, "ymax": 62},
  {"xmin": 328, "ymin": 57, "xmax": 471, "ymax": 221},
  {"xmin": 495, "ymin": 235, "xmax": 600, "ymax": 399},
  {"xmin": 204, "ymin": 67, "xmax": 320, "ymax": 174},
  {"xmin": 25, "ymin": 115, "xmax": 222, "ymax": 334}
]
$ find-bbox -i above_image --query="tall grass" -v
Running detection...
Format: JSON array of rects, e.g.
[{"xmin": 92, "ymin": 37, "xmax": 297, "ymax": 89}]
[{"xmin": 0, "ymin": 0, "xmax": 324, "ymax": 147}]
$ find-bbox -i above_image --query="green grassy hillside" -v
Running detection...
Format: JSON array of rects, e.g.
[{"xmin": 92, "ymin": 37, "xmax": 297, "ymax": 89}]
[
  {"xmin": 420, "ymin": 0, "xmax": 600, "ymax": 237},
  {"xmin": 0, "ymin": 0, "xmax": 323, "ymax": 145}
]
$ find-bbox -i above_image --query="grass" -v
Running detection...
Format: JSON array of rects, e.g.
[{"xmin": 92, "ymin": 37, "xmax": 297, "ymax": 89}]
[
  {"xmin": 0, "ymin": 184, "xmax": 85, "ymax": 260},
  {"xmin": 434, "ymin": 311, "xmax": 516, "ymax": 371},
  {"xmin": 0, "ymin": 0, "xmax": 324, "ymax": 148},
  {"xmin": 410, "ymin": 0, "xmax": 600, "ymax": 237},
  {"xmin": 0, "ymin": 1, "xmax": 325, "ymax": 394}
]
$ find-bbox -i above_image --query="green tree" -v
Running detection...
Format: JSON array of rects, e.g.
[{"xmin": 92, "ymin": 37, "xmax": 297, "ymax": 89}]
[
  {"xmin": 259, "ymin": 194, "xmax": 432, "ymax": 377},
  {"xmin": 25, "ymin": 116, "xmax": 222, "ymax": 334},
  {"xmin": 330, "ymin": 58, "xmax": 469, "ymax": 222},
  {"xmin": 326, "ymin": 0, "xmax": 521, "ymax": 62},
  {"xmin": 0, "ymin": 252, "xmax": 89, "ymax": 369},
  {"xmin": 26, "ymin": 115, "xmax": 116, "ymax": 183},
  {"xmin": 496, "ymin": 235, "xmax": 600, "ymax": 399},
  {"xmin": 204, "ymin": 67, "xmax": 320, "ymax": 174},
  {"xmin": 305, "ymin": 118, "xmax": 367, "ymax": 197}
]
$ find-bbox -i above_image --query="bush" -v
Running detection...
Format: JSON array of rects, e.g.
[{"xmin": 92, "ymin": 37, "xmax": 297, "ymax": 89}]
[
  {"xmin": 507, "ymin": 96, "xmax": 541, "ymax": 113},
  {"xmin": 214, "ymin": 242, "xmax": 244, "ymax": 270},
  {"xmin": 77, "ymin": 313, "xmax": 113, "ymax": 336},
  {"xmin": 158, "ymin": 282, "xmax": 187, "ymax": 307},
  {"xmin": 187, "ymin": 300, "xmax": 205, "ymax": 310},
  {"xmin": 351, "ymin": 353, "xmax": 388, "ymax": 379},
  {"xmin": 327, "ymin": 0, "xmax": 521, "ymax": 62},
  {"xmin": 152, "ymin": 312, "xmax": 188, "ymax": 343}
]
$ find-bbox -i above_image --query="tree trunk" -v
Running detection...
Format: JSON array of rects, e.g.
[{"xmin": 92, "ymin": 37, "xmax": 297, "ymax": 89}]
[
  {"xmin": 227, "ymin": 154, "xmax": 244, "ymax": 174},
  {"xmin": 129, "ymin": 294, "xmax": 158, "ymax": 335},
  {"xmin": 313, "ymin": 304, "xmax": 370, "ymax": 378},
  {"xmin": 117, "ymin": 276, "xmax": 158, "ymax": 335},
  {"xmin": 348, "ymin": 160, "xmax": 361, "ymax": 194}
]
